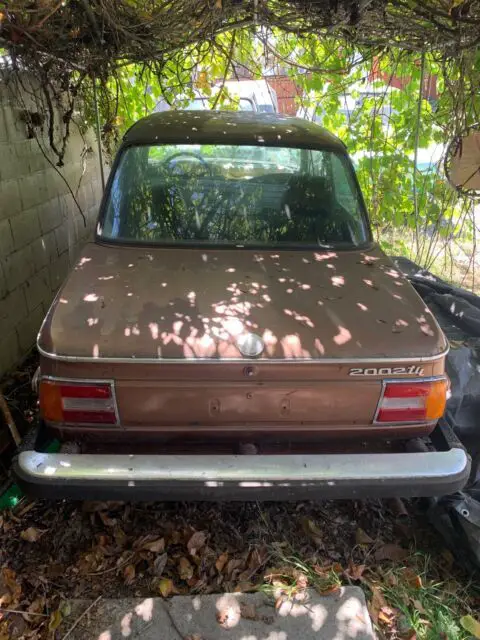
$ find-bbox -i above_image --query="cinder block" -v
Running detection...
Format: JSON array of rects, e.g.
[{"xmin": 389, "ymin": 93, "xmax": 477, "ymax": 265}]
[
  {"xmin": 77, "ymin": 184, "xmax": 89, "ymax": 213},
  {"xmin": 16, "ymin": 302, "xmax": 45, "ymax": 352},
  {"xmin": 31, "ymin": 231, "xmax": 57, "ymax": 269},
  {"xmin": 58, "ymin": 192, "xmax": 76, "ymax": 221},
  {"xmin": 0, "ymin": 219, "xmax": 14, "ymax": 259},
  {"xmin": 0, "ymin": 330, "xmax": 22, "ymax": 377},
  {"xmin": 38, "ymin": 196, "xmax": 63, "ymax": 234},
  {"xmin": 14, "ymin": 138, "xmax": 38, "ymax": 159},
  {"xmin": 26, "ymin": 148, "xmax": 52, "ymax": 174},
  {"xmin": 48, "ymin": 252, "xmax": 70, "ymax": 293},
  {"xmin": 64, "ymin": 163, "xmax": 82, "ymax": 193},
  {"xmin": 2, "ymin": 244, "xmax": 35, "ymax": 290},
  {"xmin": 19, "ymin": 171, "xmax": 50, "ymax": 211},
  {"xmin": 0, "ymin": 144, "xmax": 24, "ymax": 182},
  {"xmin": 23, "ymin": 266, "xmax": 52, "ymax": 312},
  {"xmin": 0, "ymin": 179, "xmax": 22, "ymax": 220},
  {"xmin": 74, "ymin": 209, "xmax": 94, "ymax": 244},
  {"xmin": 10, "ymin": 207, "xmax": 41, "ymax": 250},
  {"xmin": 2, "ymin": 105, "xmax": 27, "ymax": 143},
  {"xmin": 55, "ymin": 219, "xmax": 75, "ymax": 256},
  {"xmin": 0, "ymin": 287, "xmax": 28, "ymax": 336}
]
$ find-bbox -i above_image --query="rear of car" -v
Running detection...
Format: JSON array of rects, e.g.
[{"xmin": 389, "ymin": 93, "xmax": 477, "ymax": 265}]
[{"xmin": 14, "ymin": 111, "xmax": 470, "ymax": 500}]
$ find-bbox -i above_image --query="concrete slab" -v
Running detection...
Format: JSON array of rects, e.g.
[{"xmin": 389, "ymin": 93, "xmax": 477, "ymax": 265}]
[{"xmin": 63, "ymin": 588, "xmax": 374, "ymax": 640}]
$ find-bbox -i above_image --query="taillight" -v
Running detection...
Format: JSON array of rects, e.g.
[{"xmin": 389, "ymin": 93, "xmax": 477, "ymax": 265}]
[
  {"xmin": 375, "ymin": 378, "xmax": 447, "ymax": 424},
  {"xmin": 40, "ymin": 379, "xmax": 118, "ymax": 425}
]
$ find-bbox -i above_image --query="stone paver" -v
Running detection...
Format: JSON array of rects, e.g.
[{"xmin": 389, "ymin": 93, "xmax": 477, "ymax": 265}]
[{"xmin": 63, "ymin": 588, "xmax": 374, "ymax": 639}]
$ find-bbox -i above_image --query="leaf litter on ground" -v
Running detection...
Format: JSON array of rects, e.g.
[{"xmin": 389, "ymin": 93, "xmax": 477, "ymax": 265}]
[{"xmin": 0, "ymin": 498, "xmax": 478, "ymax": 639}]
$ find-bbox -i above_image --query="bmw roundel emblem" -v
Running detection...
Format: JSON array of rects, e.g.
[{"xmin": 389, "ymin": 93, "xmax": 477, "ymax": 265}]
[{"xmin": 236, "ymin": 333, "xmax": 265, "ymax": 358}]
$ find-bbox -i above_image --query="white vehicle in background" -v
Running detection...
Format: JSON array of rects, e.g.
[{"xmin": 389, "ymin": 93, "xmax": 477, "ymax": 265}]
[
  {"xmin": 154, "ymin": 79, "xmax": 278, "ymax": 114},
  {"xmin": 222, "ymin": 79, "xmax": 278, "ymax": 113}
]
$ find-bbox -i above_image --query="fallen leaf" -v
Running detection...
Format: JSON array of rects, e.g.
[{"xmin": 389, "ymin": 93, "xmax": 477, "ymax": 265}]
[
  {"xmin": 153, "ymin": 553, "xmax": 168, "ymax": 577},
  {"xmin": 59, "ymin": 601, "xmax": 72, "ymax": 618},
  {"xmin": 27, "ymin": 596, "xmax": 46, "ymax": 614},
  {"xmin": 240, "ymin": 603, "xmax": 257, "ymax": 620},
  {"xmin": 401, "ymin": 567, "xmax": 422, "ymax": 589},
  {"xmin": 185, "ymin": 635, "xmax": 203, "ymax": 640},
  {"xmin": 24, "ymin": 596, "xmax": 46, "ymax": 621},
  {"xmin": 460, "ymin": 615, "xmax": 480, "ymax": 639},
  {"xmin": 142, "ymin": 537, "xmax": 165, "ymax": 553},
  {"xmin": 215, "ymin": 552, "xmax": 229, "ymax": 573},
  {"xmin": 316, "ymin": 584, "xmax": 341, "ymax": 596},
  {"xmin": 158, "ymin": 578, "xmax": 173, "ymax": 597},
  {"xmin": 123, "ymin": 564, "xmax": 136, "ymax": 585},
  {"xmin": 99, "ymin": 511, "xmax": 117, "ymax": 527},
  {"xmin": 187, "ymin": 531, "xmax": 207, "ymax": 556},
  {"xmin": 345, "ymin": 562, "xmax": 365, "ymax": 580},
  {"xmin": 178, "ymin": 557, "xmax": 194, "ymax": 581},
  {"xmin": 369, "ymin": 586, "xmax": 388, "ymax": 624},
  {"xmin": 225, "ymin": 557, "xmax": 244, "ymax": 578},
  {"xmin": 0, "ymin": 568, "xmax": 22, "ymax": 606},
  {"xmin": 374, "ymin": 544, "xmax": 409, "ymax": 562},
  {"xmin": 355, "ymin": 528, "xmax": 374, "ymax": 545},
  {"xmin": 301, "ymin": 517, "xmax": 323, "ymax": 544},
  {"xmin": 166, "ymin": 530, "xmax": 181, "ymax": 545},
  {"xmin": 101, "ymin": 531, "xmax": 114, "ymax": 546},
  {"xmin": 378, "ymin": 606, "xmax": 397, "ymax": 627},
  {"xmin": 48, "ymin": 609, "xmax": 62, "ymax": 634},
  {"xmin": 20, "ymin": 527, "xmax": 44, "ymax": 542},
  {"xmin": 233, "ymin": 582, "xmax": 255, "ymax": 593},
  {"xmin": 114, "ymin": 527, "xmax": 128, "ymax": 548}
]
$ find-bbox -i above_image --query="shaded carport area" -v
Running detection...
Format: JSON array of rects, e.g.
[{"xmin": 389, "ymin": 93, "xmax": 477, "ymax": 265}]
[{"xmin": 0, "ymin": 1, "xmax": 480, "ymax": 638}]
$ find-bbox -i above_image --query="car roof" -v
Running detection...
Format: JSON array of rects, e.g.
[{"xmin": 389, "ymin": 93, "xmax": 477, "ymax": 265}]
[{"xmin": 122, "ymin": 110, "xmax": 346, "ymax": 151}]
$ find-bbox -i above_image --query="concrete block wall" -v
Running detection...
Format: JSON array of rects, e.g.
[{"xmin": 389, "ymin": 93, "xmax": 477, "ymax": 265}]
[{"xmin": 0, "ymin": 79, "xmax": 104, "ymax": 376}]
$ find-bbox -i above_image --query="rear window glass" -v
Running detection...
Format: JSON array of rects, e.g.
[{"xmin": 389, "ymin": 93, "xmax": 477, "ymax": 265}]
[{"xmin": 99, "ymin": 144, "xmax": 370, "ymax": 248}]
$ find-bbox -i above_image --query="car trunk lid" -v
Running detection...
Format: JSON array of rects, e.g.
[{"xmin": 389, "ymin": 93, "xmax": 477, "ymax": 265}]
[{"xmin": 39, "ymin": 242, "xmax": 447, "ymax": 362}]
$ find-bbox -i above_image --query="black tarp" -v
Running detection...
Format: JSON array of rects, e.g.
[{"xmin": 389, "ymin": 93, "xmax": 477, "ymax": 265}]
[{"xmin": 394, "ymin": 257, "xmax": 480, "ymax": 569}]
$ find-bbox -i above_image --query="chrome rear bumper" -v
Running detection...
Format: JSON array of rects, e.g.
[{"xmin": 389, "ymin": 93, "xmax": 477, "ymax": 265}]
[{"xmin": 14, "ymin": 444, "xmax": 470, "ymax": 500}]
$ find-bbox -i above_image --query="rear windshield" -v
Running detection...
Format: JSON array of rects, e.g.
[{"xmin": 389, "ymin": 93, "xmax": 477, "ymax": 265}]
[{"xmin": 99, "ymin": 144, "xmax": 370, "ymax": 248}]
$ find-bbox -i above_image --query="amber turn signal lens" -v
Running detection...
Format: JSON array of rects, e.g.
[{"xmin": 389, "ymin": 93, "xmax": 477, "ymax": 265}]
[
  {"xmin": 425, "ymin": 378, "xmax": 447, "ymax": 421},
  {"xmin": 39, "ymin": 380, "xmax": 63, "ymax": 422},
  {"xmin": 376, "ymin": 377, "xmax": 447, "ymax": 423}
]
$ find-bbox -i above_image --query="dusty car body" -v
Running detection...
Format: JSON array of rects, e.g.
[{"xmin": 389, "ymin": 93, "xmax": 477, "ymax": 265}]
[{"xmin": 15, "ymin": 111, "xmax": 470, "ymax": 499}]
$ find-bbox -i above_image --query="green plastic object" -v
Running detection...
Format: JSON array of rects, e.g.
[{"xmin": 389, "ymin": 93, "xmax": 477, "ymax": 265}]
[{"xmin": 0, "ymin": 439, "xmax": 60, "ymax": 510}]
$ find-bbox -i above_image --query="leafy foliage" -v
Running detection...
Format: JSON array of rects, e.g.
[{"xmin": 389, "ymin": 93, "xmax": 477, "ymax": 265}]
[{"xmin": 1, "ymin": 2, "xmax": 479, "ymax": 278}]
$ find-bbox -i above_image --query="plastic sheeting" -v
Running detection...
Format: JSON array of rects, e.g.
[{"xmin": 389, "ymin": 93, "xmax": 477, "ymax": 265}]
[{"xmin": 394, "ymin": 257, "xmax": 480, "ymax": 569}]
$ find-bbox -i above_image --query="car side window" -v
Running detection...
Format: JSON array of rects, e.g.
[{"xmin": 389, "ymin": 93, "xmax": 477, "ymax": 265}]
[{"xmin": 331, "ymin": 153, "xmax": 362, "ymax": 214}]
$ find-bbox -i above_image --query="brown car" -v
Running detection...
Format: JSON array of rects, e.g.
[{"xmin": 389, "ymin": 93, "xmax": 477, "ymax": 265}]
[{"xmin": 15, "ymin": 111, "xmax": 470, "ymax": 500}]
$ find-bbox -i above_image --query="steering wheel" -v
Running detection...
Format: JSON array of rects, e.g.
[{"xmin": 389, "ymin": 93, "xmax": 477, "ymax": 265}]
[
  {"xmin": 161, "ymin": 151, "xmax": 217, "ymax": 236},
  {"xmin": 162, "ymin": 151, "xmax": 212, "ymax": 209},
  {"xmin": 162, "ymin": 151, "xmax": 211, "ymax": 175}
]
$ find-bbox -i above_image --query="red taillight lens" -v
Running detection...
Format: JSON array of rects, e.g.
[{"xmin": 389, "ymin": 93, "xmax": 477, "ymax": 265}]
[
  {"xmin": 40, "ymin": 379, "xmax": 118, "ymax": 425},
  {"xmin": 375, "ymin": 378, "xmax": 447, "ymax": 424}
]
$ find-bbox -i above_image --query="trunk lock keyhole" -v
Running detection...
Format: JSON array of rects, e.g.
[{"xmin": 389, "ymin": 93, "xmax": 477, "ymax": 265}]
[
  {"xmin": 210, "ymin": 399, "xmax": 221, "ymax": 413},
  {"xmin": 281, "ymin": 399, "xmax": 290, "ymax": 415}
]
